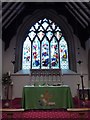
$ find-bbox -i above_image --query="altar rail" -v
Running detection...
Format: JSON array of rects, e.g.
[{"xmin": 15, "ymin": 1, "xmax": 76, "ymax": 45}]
[
  {"xmin": 67, "ymin": 108, "xmax": 90, "ymax": 119},
  {"xmin": 0, "ymin": 109, "xmax": 24, "ymax": 119}
]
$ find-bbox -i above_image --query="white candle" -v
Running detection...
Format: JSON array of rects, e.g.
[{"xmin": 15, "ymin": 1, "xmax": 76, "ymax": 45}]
[
  {"xmin": 80, "ymin": 64, "xmax": 83, "ymax": 76},
  {"xmin": 80, "ymin": 61, "xmax": 83, "ymax": 76},
  {"xmin": 11, "ymin": 81, "xmax": 13, "ymax": 85},
  {"xmin": 81, "ymin": 71, "xmax": 82, "ymax": 76},
  {"xmin": 61, "ymin": 69, "xmax": 63, "ymax": 76},
  {"xmin": 8, "ymin": 71, "xmax": 10, "ymax": 76},
  {"xmin": 77, "ymin": 79, "xmax": 80, "ymax": 84}
]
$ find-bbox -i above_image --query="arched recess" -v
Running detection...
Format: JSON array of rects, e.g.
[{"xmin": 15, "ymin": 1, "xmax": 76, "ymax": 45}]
[{"xmin": 14, "ymin": 9, "xmax": 76, "ymax": 73}]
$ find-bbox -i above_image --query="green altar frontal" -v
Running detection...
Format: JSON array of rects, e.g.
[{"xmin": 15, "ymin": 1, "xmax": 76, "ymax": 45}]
[{"xmin": 22, "ymin": 85, "xmax": 74, "ymax": 110}]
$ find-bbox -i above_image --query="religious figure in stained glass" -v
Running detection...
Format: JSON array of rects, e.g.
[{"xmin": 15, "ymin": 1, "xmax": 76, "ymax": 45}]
[
  {"xmin": 32, "ymin": 38, "xmax": 40, "ymax": 69},
  {"xmin": 50, "ymin": 37, "xmax": 59, "ymax": 68},
  {"xmin": 41, "ymin": 38, "xmax": 49, "ymax": 69},
  {"xmin": 60, "ymin": 37, "xmax": 69, "ymax": 69},
  {"xmin": 22, "ymin": 37, "xmax": 31, "ymax": 69}
]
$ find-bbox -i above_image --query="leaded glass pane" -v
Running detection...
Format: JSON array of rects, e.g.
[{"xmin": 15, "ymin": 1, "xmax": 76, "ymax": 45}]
[
  {"xmin": 46, "ymin": 31, "xmax": 53, "ymax": 40},
  {"xmin": 55, "ymin": 31, "xmax": 62, "ymax": 40},
  {"xmin": 55, "ymin": 26, "xmax": 61, "ymax": 31},
  {"xmin": 29, "ymin": 26, "xmax": 35, "ymax": 31},
  {"xmin": 38, "ymin": 26, "xmax": 44, "ymax": 31},
  {"xmin": 34, "ymin": 22, "xmax": 40, "ymax": 30},
  {"xmin": 49, "ymin": 19, "xmax": 52, "ymax": 23},
  {"xmin": 60, "ymin": 37, "xmax": 69, "ymax": 69},
  {"xmin": 47, "ymin": 26, "xmax": 52, "ymax": 31},
  {"xmin": 51, "ymin": 22, "xmax": 56, "ymax": 30},
  {"xmin": 43, "ymin": 18, "xmax": 48, "ymax": 22},
  {"xmin": 41, "ymin": 38, "xmax": 49, "ymax": 69},
  {"xmin": 32, "ymin": 37, "xmax": 40, "ymax": 69},
  {"xmin": 38, "ymin": 31, "xmax": 44, "ymax": 41},
  {"xmin": 50, "ymin": 37, "xmax": 59, "ymax": 68},
  {"xmin": 42, "ymin": 21, "xmax": 49, "ymax": 30},
  {"xmin": 28, "ymin": 31, "xmax": 36, "ymax": 41},
  {"xmin": 38, "ymin": 20, "xmax": 42, "ymax": 24},
  {"xmin": 22, "ymin": 37, "xmax": 31, "ymax": 69}
]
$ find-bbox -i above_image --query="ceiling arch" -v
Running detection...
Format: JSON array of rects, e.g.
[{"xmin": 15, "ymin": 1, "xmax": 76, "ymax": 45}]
[{"xmin": 1, "ymin": 2, "xmax": 90, "ymax": 50}]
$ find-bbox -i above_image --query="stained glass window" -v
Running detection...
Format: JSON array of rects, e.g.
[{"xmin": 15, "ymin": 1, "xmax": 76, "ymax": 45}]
[
  {"xmin": 22, "ymin": 18, "xmax": 69, "ymax": 70},
  {"xmin": 22, "ymin": 37, "xmax": 31, "ymax": 69},
  {"xmin": 32, "ymin": 37, "xmax": 40, "ymax": 69},
  {"xmin": 60, "ymin": 37, "xmax": 69, "ymax": 69},
  {"xmin": 41, "ymin": 38, "xmax": 49, "ymax": 69},
  {"xmin": 50, "ymin": 37, "xmax": 59, "ymax": 69}
]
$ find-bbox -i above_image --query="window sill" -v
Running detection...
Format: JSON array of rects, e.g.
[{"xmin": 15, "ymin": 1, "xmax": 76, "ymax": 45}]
[
  {"xmin": 11, "ymin": 69, "xmax": 79, "ymax": 76},
  {"xmin": 11, "ymin": 69, "xmax": 30, "ymax": 76}
]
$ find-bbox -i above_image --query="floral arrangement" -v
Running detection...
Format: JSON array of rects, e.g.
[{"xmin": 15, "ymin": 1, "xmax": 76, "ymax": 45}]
[{"xmin": 2, "ymin": 72, "xmax": 12, "ymax": 85}]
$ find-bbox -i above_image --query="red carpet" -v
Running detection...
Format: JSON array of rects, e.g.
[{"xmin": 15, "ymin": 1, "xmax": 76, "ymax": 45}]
[
  {"xmin": 2, "ymin": 110, "xmax": 89, "ymax": 120},
  {"xmin": 1, "ymin": 98, "xmax": 90, "ymax": 120}
]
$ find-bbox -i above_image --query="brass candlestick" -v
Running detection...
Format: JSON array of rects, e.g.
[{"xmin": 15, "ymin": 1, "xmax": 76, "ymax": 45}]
[{"xmin": 80, "ymin": 75, "xmax": 85, "ymax": 100}]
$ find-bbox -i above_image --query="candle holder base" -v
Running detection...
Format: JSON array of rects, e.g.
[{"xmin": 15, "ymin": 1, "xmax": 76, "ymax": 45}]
[{"xmin": 4, "ymin": 101, "xmax": 10, "ymax": 108}]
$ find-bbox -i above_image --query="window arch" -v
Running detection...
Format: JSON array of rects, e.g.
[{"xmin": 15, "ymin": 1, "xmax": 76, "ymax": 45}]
[
  {"xmin": 22, "ymin": 18, "xmax": 69, "ymax": 70},
  {"xmin": 15, "ymin": 9, "xmax": 76, "ymax": 73}
]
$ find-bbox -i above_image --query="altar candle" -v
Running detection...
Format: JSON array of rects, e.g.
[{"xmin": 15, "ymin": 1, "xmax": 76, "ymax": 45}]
[
  {"xmin": 61, "ymin": 69, "xmax": 63, "ymax": 76},
  {"xmin": 77, "ymin": 79, "xmax": 80, "ymax": 84},
  {"xmin": 80, "ymin": 60, "xmax": 83, "ymax": 76},
  {"xmin": 8, "ymin": 71, "xmax": 10, "ymax": 76},
  {"xmin": 80, "ymin": 71, "xmax": 83, "ymax": 76},
  {"xmin": 80, "ymin": 65, "xmax": 83, "ymax": 76}
]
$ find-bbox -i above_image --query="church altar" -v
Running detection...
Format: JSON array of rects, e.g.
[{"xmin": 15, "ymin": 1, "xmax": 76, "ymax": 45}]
[{"xmin": 22, "ymin": 85, "xmax": 73, "ymax": 110}]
